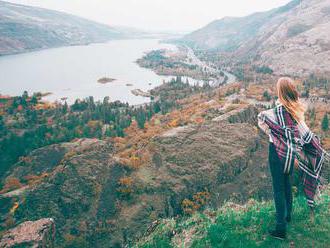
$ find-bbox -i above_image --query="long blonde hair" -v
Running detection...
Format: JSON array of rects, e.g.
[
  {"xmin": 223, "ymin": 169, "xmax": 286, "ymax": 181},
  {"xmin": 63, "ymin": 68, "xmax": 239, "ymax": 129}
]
[{"xmin": 276, "ymin": 77, "xmax": 305, "ymax": 123}]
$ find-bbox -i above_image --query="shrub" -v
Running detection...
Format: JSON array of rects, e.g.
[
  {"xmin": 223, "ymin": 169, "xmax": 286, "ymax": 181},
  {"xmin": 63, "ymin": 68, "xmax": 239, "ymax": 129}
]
[
  {"xmin": 117, "ymin": 177, "xmax": 134, "ymax": 197},
  {"xmin": 181, "ymin": 191, "xmax": 210, "ymax": 215}
]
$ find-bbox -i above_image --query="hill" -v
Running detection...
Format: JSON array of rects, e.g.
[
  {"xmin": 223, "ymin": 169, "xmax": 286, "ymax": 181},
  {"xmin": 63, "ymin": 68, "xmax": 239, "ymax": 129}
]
[
  {"xmin": 0, "ymin": 81, "xmax": 276, "ymax": 247},
  {"xmin": 0, "ymin": 0, "xmax": 142, "ymax": 55},
  {"xmin": 134, "ymin": 186, "xmax": 330, "ymax": 248},
  {"xmin": 180, "ymin": 0, "xmax": 330, "ymax": 77},
  {"xmin": 1, "ymin": 78, "xmax": 329, "ymax": 247}
]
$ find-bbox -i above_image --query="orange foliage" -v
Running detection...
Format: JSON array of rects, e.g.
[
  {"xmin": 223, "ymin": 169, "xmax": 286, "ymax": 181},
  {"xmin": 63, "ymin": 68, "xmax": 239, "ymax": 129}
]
[
  {"xmin": 117, "ymin": 176, "xmax": 134, "ymax": 196},
  {"xmin": 168, "ymin": 118, "xmax": 180, "ymax": 128},
  {"xmin": 0, "ymin": 177, "xmax": 23, "ymax": 194},
  {"xmin": 112, "ymin": 87, "xmax": 225, "ymax": 170},
  {"xmin": 192, "ymin": 191, "xmax": 211, "ymax": 209},
  {"xmin": 63, "ymin": 150, "xmax": 77, "ymax": 161},
  {"xmin": 87, "ymin": 120, "xmax": 101, "ymax": 129},
  {"xmin": 181, "ymin": 191, "xmax": 211, "ymax": 215},
  {"xmin": 217, "ymin": 82, "xmax": 242, "ymax": 98},
  {"xmin": 321, "ymin": 137, "xmax": 330, "ymax": 150},
  {"xmin": 245, "ymin": 83, "xmax": 274, "ymax": 101},
  {"xmin": 19, "ymin": 156, "xmax": 32, "ymax": 164},
  {"xmin": 24, "ymin": 173, "xmax": 49, "ymax": 186},
  {"xmin": 34, "ymin": 102, "xmax": 56, "ymax": 110},
  {"xmin": 10, "ymin": 202, "xmax": 19, "ymax": 214}
]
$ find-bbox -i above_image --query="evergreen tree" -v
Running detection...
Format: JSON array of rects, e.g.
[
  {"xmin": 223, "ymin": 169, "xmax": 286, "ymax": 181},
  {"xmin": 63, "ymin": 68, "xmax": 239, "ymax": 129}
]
[
  {"xmin": 309, "ymin": 108, "xmax": 316, "ymax": 127},
  {"xmin": 263, "ymin": 91, "xmax": 271, "ymax": 101},
  {"xmin": 0, "ymin": 115, "xmax": 5, "ymax": 134},
  {"xmin": 62, "ymin": 101, "xmax": 68, "ymax": 114},
  {"xmin": 321, "ymin": 113, "xmax": 329, "ymax": 132},
  {"xmin": 30, "ymin": 95, "xmax": 38, "ymax": 105},
  {"xmin": 136, "ymin": 108, "xmax": 146, "ymax": 129}
]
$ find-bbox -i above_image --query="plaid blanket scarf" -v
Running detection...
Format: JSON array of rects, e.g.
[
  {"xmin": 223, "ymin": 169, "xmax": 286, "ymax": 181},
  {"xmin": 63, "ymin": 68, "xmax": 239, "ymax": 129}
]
[{"xmin": 258, "ymin": 104, "xmax": 326, "ymax": 207}]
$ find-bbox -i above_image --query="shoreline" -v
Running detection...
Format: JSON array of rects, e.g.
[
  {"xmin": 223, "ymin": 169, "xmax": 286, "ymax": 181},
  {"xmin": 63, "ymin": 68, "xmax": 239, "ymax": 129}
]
[
  {"xmin": 0, "ymin": 37, "xmax": 168, "ymax": 58},
  {"xmin": 0, "ymin": 39, "xmax": 234, "ymax": 108}
]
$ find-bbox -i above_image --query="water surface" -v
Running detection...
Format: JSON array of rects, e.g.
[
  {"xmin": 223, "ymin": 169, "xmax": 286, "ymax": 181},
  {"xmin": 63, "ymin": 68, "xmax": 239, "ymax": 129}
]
[{"xmin": 0, "ymin": 39, "xmax": 189, "ymax": 105}]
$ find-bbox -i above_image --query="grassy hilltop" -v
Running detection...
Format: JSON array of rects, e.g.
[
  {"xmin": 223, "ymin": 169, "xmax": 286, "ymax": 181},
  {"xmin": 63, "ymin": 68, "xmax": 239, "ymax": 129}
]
[{"xmin": 135, "ymin": 186, "xmax": 330, "ymax": 248}]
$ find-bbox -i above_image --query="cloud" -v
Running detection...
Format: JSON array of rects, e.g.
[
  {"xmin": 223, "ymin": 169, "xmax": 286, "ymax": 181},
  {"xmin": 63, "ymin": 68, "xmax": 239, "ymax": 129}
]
[{"xmin": 6, "ymin": 0, "xmax": 291, "ymax": 31}]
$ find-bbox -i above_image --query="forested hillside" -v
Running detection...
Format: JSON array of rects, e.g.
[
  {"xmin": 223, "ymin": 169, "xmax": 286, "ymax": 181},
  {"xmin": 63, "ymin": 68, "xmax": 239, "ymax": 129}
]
[{"xmin": 0, "ymin": 0, "xmax": 142, "ymax": 55}]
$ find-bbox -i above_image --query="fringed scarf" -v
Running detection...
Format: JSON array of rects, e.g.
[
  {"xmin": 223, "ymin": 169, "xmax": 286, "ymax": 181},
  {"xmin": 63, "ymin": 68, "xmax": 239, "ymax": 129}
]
[{"xmin": 260, "ymin": 105, "xmax": 326, "ymax": 208}]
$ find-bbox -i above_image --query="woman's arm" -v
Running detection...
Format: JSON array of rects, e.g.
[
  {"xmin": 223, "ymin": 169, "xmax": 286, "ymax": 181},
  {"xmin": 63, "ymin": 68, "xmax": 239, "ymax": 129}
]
[{"xmin": 257, "ymin": 109, "xmax": 274, "ymax": 135}]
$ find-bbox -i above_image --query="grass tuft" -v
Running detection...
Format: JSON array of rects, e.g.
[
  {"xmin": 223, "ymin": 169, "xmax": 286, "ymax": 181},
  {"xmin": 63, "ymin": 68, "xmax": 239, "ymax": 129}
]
[{"xmin": 134, "ymin": 187, "xmax": 330, "ymax": 248}]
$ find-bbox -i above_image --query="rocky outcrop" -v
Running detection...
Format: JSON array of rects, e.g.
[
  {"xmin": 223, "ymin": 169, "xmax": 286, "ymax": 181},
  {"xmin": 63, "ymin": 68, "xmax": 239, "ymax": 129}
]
[
  {"xmin": 212, "ymin": 104, "xmax": 258, "ymax": 124},
  {"xmin": 117, "ymin": 105, "xmax": 271, "ymax": 245},
  {"xmin": 0, "ymin": 218, "xmax": 55, "ymax": 248},
  {"xmin": 0, "ymin": 105, "xmax": 272, "ymax": 247}
]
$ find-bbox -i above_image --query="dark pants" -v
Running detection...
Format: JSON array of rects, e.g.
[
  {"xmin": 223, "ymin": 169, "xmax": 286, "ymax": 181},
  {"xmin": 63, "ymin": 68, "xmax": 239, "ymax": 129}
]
[{"xmin": 268, "ymin": 143, "xmax": 293, "ymax": 231}]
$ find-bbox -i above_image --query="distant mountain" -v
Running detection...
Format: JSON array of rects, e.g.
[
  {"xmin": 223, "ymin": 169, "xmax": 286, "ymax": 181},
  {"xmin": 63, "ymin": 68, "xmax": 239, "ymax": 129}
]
[
  {"xmin": 181, "ymin": 0, "xmax": 330, "ymax": 76},
  {"xmin": 0, "ymin": 1, "xmax": 143, "ymax": 55}
]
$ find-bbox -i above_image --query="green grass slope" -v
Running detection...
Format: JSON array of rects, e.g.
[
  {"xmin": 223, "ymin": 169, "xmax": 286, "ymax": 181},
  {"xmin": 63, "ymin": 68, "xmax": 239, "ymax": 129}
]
[{"xmin": 134, "ymin": 186, "xmax": 330, "ymax": 248}]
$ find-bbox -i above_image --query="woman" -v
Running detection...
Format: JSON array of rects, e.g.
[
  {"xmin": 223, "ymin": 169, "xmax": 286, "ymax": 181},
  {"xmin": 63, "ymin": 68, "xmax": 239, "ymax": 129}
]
[{"xmin": 258, "ymin": 77, "xmax": 325, "ymax": 240}]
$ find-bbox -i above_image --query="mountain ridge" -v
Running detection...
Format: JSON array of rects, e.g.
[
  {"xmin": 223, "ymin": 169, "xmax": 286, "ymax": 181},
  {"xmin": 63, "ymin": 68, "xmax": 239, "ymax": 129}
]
[
  {"xmin": 0, "ymin": 0, "xmax": 145, "ymax": 56},
  {"xmin": 180, "ymin": 0, "xmax": 330, "ymax": 77},
  {"xmin": 181, "ymin": 0, "xmax": 300, "ymax": 52}
]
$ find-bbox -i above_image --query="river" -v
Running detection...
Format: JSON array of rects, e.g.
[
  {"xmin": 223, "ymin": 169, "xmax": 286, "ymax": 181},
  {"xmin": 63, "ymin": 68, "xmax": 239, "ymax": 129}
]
[{"xmin": 0, "ymin": 39, "xmax": 194, "ymax": 105}]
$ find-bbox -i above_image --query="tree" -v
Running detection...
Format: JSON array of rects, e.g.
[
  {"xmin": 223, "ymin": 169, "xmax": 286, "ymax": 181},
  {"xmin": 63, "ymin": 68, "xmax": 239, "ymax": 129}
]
[
  {"xmin": 321, "ymin": 113, "xmax": 329, "ymax": 131},
  {"xmin": 135, "ymin": 108, "xmax": 146, "ymax": 129},
  {"xmin": 30, "ymin": 95, "xmax": 38, "ymax": 105},
  {"xmin": 263, "ymin": 91, "xmax": 272, "ymax": 101},
  {"xmin": 62, "ymin": 101, "xmax": 68, "ymax": 114},
  {"xmin": 309, "ymin": 108, "xmax": 316, "ymax": 127}
]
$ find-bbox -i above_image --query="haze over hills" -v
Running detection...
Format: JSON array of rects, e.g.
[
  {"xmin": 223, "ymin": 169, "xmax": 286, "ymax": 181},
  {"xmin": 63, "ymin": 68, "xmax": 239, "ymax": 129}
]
[
  {"xmin": 0, "ymin": 0, "xmax": 147, "ymax": 56},
  {"xmin": 181, "ymin": 0, "xmax": 330, "ymax": 76}
]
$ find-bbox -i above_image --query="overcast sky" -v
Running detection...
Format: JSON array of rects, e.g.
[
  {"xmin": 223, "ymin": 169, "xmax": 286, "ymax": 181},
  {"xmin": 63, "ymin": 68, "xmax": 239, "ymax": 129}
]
[{"xmin": 7, "ymin": 0, "xmax": 291, "ymax": 32}]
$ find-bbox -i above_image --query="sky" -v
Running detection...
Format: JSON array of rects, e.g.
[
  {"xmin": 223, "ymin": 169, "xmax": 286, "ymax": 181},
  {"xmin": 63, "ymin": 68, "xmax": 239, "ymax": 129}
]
[{"xmin": 7, "ymin": 0, "xmax": 292, "ymax": 32}]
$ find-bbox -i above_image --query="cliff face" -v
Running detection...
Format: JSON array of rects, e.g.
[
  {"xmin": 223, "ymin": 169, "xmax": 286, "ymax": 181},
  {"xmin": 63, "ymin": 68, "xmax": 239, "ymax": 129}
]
[{"xmin": 0, "ymin": 104, "xmax": 272, "ymax": 247}]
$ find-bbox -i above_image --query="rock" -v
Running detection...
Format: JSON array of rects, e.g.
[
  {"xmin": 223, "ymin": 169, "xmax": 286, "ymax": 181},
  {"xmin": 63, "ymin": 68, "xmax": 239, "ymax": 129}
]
[
  {"xmin": 0, "ymin": 218, "xmax": 55, "ymax": 248},
  {"xmin": 97, "ymin": 77, "xmax": 116, "ymax": 84},
  {"xmin": 0, "ymin": 106, "xmax": 271, "ymax": 247},
  {"xmin": 212, "ymin": 104, "xmax": 258, "ymax": 124}
]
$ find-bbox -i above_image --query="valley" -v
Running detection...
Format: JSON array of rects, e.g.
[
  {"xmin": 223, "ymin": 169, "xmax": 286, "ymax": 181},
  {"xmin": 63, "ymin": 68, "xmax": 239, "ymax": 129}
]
[
  {"xmin": 1, "ymin": 71, "xmax": 329, "ymax": 247},
  {"xmin": 1, "ymin": 0, "xmax": 330, "ymax": 247},
  {"xmin": 137, "ymin": 45, "xmax": 235, "ymax": 87}
]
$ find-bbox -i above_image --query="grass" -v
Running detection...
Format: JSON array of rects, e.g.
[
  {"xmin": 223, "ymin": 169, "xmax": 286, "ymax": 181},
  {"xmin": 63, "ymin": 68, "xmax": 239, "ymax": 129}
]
[{"xmin": 133, "ymin": 187, "xmax": 330, "ymax": 248}]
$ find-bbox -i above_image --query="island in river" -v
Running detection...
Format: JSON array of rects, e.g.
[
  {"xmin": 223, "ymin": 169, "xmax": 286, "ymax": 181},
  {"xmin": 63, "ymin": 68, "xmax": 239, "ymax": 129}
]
[
  {"xmin": 97, "ymin": 77, "xmax": 116, "ymax": 84},
  {"xmin": 131, "ymin": 89, "xmax": 151, "ymax": 97}
]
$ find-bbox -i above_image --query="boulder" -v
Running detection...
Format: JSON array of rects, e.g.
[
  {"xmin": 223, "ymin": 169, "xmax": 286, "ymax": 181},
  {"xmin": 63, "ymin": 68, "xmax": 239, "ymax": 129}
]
[{"xmin": 0, "ymin": 218, "xmax": 55, "ymax": 248}]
